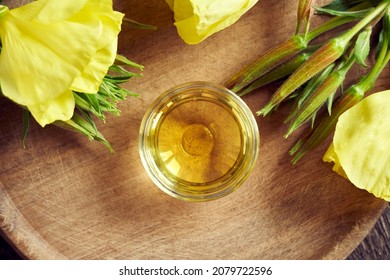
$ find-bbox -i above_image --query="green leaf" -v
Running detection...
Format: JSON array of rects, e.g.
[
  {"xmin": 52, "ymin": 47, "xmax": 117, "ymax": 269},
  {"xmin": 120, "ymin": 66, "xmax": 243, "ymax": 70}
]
[
  {"xmin": 74, "ymin": 92, "xmax": 104, "ymax": 120},
  {"xmin": 311, "ymin": 110, "xmax": 317, "ymax": 128},
  {"xmin": 318, "ymin": 0, "xmax": 381, "ymax": 13},
  {"xmin": 22, "ymin": 109, "xmax": 30, "ymax": 148},
  {"xmin": 355, "ymin": 27, "xmax": 372, "ymax": 66},
  {"xmin": 56, "ymin": 112, "xmax": 113, "ymax": 153},
  {"xmin": 122, "ymin": 18, "xmax": 157, "ymax": 31},
  {"xmin": 315, "ymin": 7, "xmax": 373, "ymax": 18},
  {"xmin": 327, "ymin": 90, "xmax": 337, "ymax": 115},
  {"xmin": 115, "ymin": 54, "xmax": 144, "ymax": 70}
]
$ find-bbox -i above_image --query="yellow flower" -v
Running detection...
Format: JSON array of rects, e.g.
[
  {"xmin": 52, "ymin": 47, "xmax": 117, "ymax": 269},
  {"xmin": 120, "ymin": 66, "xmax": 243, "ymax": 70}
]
[
  {"xmin": 0, "ymin": 0, "xmax": 123, "ymax": 127},
  {"xmin": 323, "ymin": 90, "xmax": 390, "ymax": 201},
  {"xmin": 166, "ymin": 0, "xmax": 259, "ymax": 44}
]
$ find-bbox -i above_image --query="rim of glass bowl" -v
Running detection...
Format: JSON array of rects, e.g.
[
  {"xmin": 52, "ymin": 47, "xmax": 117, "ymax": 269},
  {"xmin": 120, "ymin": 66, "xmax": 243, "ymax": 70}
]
[{"xmin": 139, "ymin": 81, "xmax": 260, "ymax": 202}]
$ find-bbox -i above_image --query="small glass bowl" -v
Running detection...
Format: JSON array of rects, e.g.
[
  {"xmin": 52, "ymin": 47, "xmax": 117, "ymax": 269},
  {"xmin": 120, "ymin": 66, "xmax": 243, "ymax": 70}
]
[{"xmin": 139, "ymin": 81, "xmax": 260, "ymax": 202}]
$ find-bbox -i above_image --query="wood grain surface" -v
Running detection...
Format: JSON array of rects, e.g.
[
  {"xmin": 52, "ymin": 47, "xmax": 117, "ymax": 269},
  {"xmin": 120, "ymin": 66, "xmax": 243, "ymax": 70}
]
[
  {"xmin": 0, "ymin": 0, "xmax": 389, "ymax": 260},
  {"xmin": 2, "ymin": 205, "xmax": 389, "ymax": 260}
]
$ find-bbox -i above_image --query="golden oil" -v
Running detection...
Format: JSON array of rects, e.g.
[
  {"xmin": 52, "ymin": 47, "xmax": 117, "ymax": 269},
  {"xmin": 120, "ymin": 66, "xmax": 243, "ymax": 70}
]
[{"xmin": 139, "ymin": 82, "xmax": 259, "ymax": 202}]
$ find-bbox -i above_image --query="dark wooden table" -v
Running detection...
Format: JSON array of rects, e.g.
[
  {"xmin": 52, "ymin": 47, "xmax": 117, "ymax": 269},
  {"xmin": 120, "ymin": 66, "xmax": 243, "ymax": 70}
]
[
  {"xmin": 347, "ymin": 204, "xmax": 390, "ymax": 260},
  {"xmin": 1, "ymin": 205, "xmax": 389, "ymax": 260}
]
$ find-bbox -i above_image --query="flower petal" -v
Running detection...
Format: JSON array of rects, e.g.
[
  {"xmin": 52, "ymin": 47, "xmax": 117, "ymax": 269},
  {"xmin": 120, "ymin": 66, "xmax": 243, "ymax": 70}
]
[
  {"xmin": 169, "ymin": 0, "xmax": 259, "ymax": 44},
  {"xmin": 10, "ymin": 0, "xmax": 88, "ymax": 23},
  {"xmin": 28, "ymin": 90, "xmax": 75, "ymax": 127},
  {"xmin": 71, "ymin": 6, "xmax": 124, "ymax": 93},
  {"xmin": 323, "ymin": 143, "xmax": 348, "ymax": 179},
  {"xmin": 0, "ymin": 0, "xmax": 122, "ymax": 126},
  {"xmin": 323, "ymin": 90, "xmax": 390, "ymax": 201},
  {"xmin": 71, "ymin": 38, "xmax": 118, "ymax": 93},
  {"xmin": 0, "ymin": 3, "xmax": 101, "ymax": 106}
]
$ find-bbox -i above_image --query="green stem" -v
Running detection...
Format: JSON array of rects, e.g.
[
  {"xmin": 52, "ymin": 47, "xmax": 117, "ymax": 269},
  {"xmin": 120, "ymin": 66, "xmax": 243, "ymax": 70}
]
[
  {"xmin": 359, "ymin": 45, "xmax": 390, "ymax": 92},
  {"xmin": 340, "ymin": 0, "xmax": 390, "ymax": 42},
  {"xmin": 306, "ymin": 16, "xmax": 356, "ymax": 41},
  {"xmin": 307, "ymin": 0, "xmax": 386, "ymax": 40}
]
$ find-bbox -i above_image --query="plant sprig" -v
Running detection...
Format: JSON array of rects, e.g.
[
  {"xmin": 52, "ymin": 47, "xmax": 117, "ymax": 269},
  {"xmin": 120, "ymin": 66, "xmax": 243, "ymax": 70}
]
[{"xmin": 225, "ymin": 0, "xmax": 390, "ymax": 163}]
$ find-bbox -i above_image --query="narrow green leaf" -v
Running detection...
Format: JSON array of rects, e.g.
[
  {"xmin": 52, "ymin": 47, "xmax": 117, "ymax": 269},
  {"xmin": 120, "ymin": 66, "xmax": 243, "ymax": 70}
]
[
  {"xmin": 109, "ymin": 64, "xmax": 138, "ymax": 76},
  {"xmin": 318, "ymin": 0, "xmax": 381, "ymax": 13},
  {"xmin": 115, "ymin": 54, "xmax": 144, "ymax": 70},
  {"xmin": 327, "ymin": 90, "xmax": 337, "ymax": 115},
  {"xmin": 74, "ymin": 93, "xmax": 105, "ymax": 120},
  {"xmin": 122, "ymin": 18, "xmax": 157, "ymax": 31},
  {"xmin": 311, "ymin": 110, "xmax": 317, "ymax": 128},
  {"xmin": 355, "ymin": 27, "xmax": 372, "ymax": 66},
  {"xmin": 104, "ymin": 75, "xmax": 133, "ymax": 85},
  {"xmin": 315, "ymin": 7, "xmax": 373, "ymax": 18},
  {"xmin": 77, "ymin": 109, "xmax": 99, "ymax": 132},
  {"xmin": 58, "ymin": 114, "xmax": 114, "ymax": 153},
  {"xmin": 22, "ymin": 109, "xmax": 30, "ymax": 148}
]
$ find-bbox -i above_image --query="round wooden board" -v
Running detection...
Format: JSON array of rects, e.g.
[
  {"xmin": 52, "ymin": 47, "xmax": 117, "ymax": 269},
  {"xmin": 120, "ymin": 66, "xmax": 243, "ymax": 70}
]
[{"xmin": 0, "ymin": 0, "xmax": 388, "ymax": 260}]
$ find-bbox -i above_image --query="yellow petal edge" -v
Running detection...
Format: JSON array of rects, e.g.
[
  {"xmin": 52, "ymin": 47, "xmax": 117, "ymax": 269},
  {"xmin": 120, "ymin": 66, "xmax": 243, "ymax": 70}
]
[
  {"xmin": 166, "ymin": 0, "xmax": 259, "ymax": 44},
  {"xmin": 323, "ymin": 90, "xmax": 390, "ymax": 201}
]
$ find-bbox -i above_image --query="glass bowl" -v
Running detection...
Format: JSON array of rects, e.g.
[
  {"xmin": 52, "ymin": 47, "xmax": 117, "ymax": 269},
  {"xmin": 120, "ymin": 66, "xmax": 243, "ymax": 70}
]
[{"xmin": 139, "ymin": 81, "xmax": 260, "ymax": 202}]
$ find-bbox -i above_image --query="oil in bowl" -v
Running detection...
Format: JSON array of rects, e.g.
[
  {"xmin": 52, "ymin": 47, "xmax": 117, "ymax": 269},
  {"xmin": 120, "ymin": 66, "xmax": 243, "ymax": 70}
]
[{"xmin": 139, "ymin": 82, "xmax": 260, "ymax": 202}]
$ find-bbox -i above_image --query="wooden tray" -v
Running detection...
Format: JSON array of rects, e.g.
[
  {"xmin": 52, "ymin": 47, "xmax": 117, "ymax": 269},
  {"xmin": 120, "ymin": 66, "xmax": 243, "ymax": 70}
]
[{"xmin": 0, "ymin": 0, "xmax": 387, "ymax": 260}]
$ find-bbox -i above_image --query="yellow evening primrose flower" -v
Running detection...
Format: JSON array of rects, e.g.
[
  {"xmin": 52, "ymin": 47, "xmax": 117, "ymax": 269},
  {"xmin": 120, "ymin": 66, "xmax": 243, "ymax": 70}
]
[
  {"xmin": 323, "ymin": 90, "xmax": 390, "ymax": 201},
  {"xmin": 0, "ymin": 0, "xmax": 123, "ymax": 127},
  {"xmin": 166, "ymin": 0, "xmax": 259, "ymax": 44}
]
